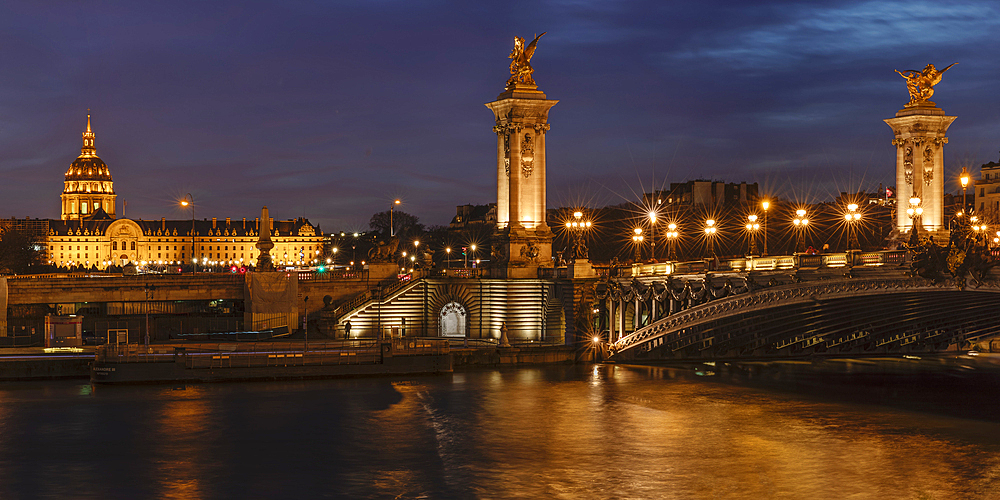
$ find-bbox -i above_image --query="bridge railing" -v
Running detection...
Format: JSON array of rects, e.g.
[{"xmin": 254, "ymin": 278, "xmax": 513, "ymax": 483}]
[
  {"xmin": 628, "ymin": 250, "xmax": 910, "ymax": 277},
  {"xmin": 297, "ymin": 269, "xmax": 369, "ymax": 281}
]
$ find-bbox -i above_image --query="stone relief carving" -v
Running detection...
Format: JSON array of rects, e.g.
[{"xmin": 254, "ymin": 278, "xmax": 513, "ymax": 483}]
[
  {"xmin": 522, "ymin": 133, "xmax": 533, "ymax": 156},
  {"xmin": 504, "ymin": 133, "xmax": 510, "ymax": 178},
  {"xmin": 519, "ymin": 240, "xmax": 539, "ymax": 262},
  {"xmin": 923, "ymin": 146, "xmax": 934, "ymax": 185},
  {"xmin": 904, "ymin": 146, "xmax": 913, "ymax": 185},
  {"xmin": 520, "ymin": 132, "xmax": 534, "ymax": 177}
]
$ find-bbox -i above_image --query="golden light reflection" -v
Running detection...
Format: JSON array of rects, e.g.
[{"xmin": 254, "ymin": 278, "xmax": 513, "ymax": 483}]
[{"xmin": 153, "ymin": 389, "xmax": 209, "ymax": 500}]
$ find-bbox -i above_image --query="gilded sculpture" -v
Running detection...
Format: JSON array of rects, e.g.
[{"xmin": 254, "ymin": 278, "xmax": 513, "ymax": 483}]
[
  {"xmin": 507, "ymin": 32, "xmax": 546, "ymax": 89},
  {"xmin": 895, "ymin": 63, "xmax": 957, "ymax": 107}
]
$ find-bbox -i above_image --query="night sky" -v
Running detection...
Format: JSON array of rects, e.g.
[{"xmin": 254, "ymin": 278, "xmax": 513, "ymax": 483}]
[{"xmin": 1, "ymin": 1, "xmax": 998, "ymax": 232}]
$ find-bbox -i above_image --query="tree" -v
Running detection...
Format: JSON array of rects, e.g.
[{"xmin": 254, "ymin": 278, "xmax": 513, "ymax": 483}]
[
  {"xmin": 369, "ymin": 210, "xmax": 424, "ymax": 238},
  {"xmin": 0, "ymin": 228, "xmax": 43, "ymax": 274}
]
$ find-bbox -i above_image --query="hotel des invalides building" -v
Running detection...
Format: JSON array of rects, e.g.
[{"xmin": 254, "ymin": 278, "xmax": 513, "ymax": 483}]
[{"xmin": 29, "ymin": 116, "xmax": 323, "ymax": 270}]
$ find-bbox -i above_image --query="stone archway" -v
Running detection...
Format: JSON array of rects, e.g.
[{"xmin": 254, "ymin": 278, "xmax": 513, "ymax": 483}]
[
  {"xmin": 439, "ymin": 301, "xmax": 466, "ymax": 337},
  {"xmin": 119, "ymin": 254, "xmax": 129, "ymax": 266}
]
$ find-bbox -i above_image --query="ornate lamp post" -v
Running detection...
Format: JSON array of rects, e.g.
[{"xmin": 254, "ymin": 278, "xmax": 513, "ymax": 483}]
[
  {"xmin": 792, "ymin": 209, "xmax": 809, "ymax": 253},
  {"xmin": 960, "ymin": 167, "xmax": 970, "ymax": 216},
  {"xmin": 972, "ymin": 222, "xmax": 988, "ymax": 246},
  {"xmin": 445, "ymin": 247, "xmax": 451, "ymax": 268},
  {"xmin": 906, "ymin": 197, "xmax": 923, "ymax": 246},
  {"xmin": 745, "ymin": 214, "xmax": 760, "ymax": 256},
  {"xmin": 180, "ymin": 194, "xmax": 196, "ymax": 272},
  {"xmin": 469, "ymin": 244, "xmax": 476, "ymax": 267},
  {"xmin": 845, "ymin": 203, "xmax": 862, "ymax": 250},
  {"xmin": 565, "ymin": 210, "xmax": 592, "ymax": 261},
  {"xmin": 761, "ymin": 200, "xmax": 770, "ymax": 256},
  {"xmin": 704, "ymin": 219, "xmax": 717, "ymax": 259},
  {"xmin": 632, "ymin": 227, "xmax": 643, "ymax": 262},
  {"xmin": 666, "ymin": 223, "xmax": 679, "ymax": 261}
]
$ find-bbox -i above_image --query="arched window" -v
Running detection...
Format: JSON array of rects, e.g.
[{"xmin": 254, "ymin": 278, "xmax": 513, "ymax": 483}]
[
  {"xmin": 439, "ymin": 302, "xmax": 466, "ymax": 337},
  {"xmin": 113, "ymin": 241, "xmax": 118, "ymax": 251},
  {"xmin": 130, "ymin": 241, "xmax": 135, "ymax": 251}
]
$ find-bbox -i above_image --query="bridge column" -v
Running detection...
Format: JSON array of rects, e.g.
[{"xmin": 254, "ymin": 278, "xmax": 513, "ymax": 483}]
[
  {"xmin": 651, "ymin": 298, "xmax": 657, "ymax": 323},
  {"xmin": 618, "ymin": 299, "xmax": 628, "ymax": 337},
  {"xmin": 609, "ymin": 300, "xmax": 616, "ymax": 342},
  {"xmin": 634, "ymin": 296, "xmax": 640, "ymax": 329}
]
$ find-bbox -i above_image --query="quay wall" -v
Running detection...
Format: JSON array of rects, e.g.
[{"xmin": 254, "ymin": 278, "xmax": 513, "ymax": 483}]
[
  {"xmin": 0, "ymin": 357, "xmax": 91, "ymax": 380},
  {"xmin": 451, "ymin": 346, "xmax": 577, "ymax": 367}
]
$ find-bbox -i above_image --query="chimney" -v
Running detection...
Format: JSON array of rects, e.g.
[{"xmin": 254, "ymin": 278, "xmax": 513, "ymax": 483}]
[{"xmin": 212, "ymin": 217, "xmax": 217, "ymax": 228}]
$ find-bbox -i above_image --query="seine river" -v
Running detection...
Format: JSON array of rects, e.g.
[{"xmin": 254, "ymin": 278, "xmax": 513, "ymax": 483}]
[{"xmin": 1, "ymin": 364, "xmax": 999, "ymax": 499}]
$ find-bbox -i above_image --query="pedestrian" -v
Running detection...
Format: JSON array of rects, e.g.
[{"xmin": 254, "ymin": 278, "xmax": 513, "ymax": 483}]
[{"xmin": 344, "ymin": 320, "xmax": 352, "ymax": 340}]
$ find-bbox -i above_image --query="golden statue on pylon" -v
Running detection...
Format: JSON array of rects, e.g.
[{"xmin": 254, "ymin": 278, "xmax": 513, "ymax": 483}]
[
  {"xmin": 506, "ymin": 32, "xmax": 546, "ymax": 89},
  {"xmin": 895, "ymin": 62, "xmax": 957, "ymax": 107}
]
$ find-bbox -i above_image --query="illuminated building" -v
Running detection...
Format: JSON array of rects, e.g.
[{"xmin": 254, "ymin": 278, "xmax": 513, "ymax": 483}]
[
  {"xmin": 22, "ymin": 114, "xmax": 325, "ymax": 269},
  {"xmin": 61, "ymin": 115, "xmax": 117, "ymax": 220}
]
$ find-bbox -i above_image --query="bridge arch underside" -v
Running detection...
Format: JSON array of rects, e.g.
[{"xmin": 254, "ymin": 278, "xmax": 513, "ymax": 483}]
[{"xmin": 615, "ymin": 291, "xmax": 1000, "ymax": 363}]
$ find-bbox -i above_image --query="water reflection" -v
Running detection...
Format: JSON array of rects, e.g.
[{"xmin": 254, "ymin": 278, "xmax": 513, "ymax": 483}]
[{"xmin": 0, "ymin": 366, "xmax": 998, "ymax": 498}]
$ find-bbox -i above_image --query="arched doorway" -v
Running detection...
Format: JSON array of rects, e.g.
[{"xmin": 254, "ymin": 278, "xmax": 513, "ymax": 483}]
[
  {"xmin": 439, "ymin": 301, "xmax": 466, "ymax": 337},
  {"xmin": 119, "ymin": 254, "xmax": 129, "ymax": 266}
]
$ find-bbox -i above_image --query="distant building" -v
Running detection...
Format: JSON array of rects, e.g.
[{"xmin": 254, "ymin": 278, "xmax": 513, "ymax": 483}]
[
  {"xmin": 645, "ymin": 180, "xmax": 758, "ymax": 207},
  {"xmin": 974, "ymin": 153, "xmax": 1000, "ymax": 220},
  {"xmin": 0, "ymin": 217, "xmax": 50, "ymax": 236},
  {"xmin": 450, "ymin": 204, "xmax": 497, "ymax": 229},
  {"xmin": 835, "ymin": 191, "xmax": 891, "ymax": 207}
]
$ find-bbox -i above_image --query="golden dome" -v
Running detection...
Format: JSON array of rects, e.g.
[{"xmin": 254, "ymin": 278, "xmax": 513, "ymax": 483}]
[{"xmin": 64, "ymin": 114, "xmax": 114, "ymax": 184}]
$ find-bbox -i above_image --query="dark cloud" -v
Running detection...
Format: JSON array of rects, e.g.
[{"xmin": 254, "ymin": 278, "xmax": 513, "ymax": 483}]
[{"xmin": 1, "ymin": 0, "xmax": 998, "ymax": 230}]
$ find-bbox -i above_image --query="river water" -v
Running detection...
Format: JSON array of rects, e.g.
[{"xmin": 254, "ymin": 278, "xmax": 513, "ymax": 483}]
[{"xmin": 1, "ymin": 364, "xmax": 999, "ymax": 499}]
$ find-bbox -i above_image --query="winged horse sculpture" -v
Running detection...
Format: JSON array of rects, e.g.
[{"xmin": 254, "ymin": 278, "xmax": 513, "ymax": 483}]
[{"xmin": 507, "ymin": 32, "xmax": 546, "ymax": 89}]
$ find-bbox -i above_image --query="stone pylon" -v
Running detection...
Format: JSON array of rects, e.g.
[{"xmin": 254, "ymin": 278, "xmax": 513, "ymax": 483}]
[
  {"xmin": 885, "ymin": 103, "xmax": 956, "ymax": 239},
  {"xmin": 486, "ymin": 83, "xmax": 558, "ymax": 278}
]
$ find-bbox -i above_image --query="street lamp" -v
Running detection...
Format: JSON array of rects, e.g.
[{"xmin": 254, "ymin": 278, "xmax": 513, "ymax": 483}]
[
  {"xmin": 666, "ymin": 223, "xmax": 679, "ymax": 261},
  {"xmin": 470, "ymin": 244, "xmax": 476, "ymax": 267},
  {"xmin": 961, "ymin": 167, "xmax": 970, "ymax": 216},
  {"xmin": 761, "ymin": 200, "xmax": 770, "ymax": 256},
  {"xmin": 745, "ymin": 214, "xmax": 760, "ymax": 256},
  {"xmin": 649, "ymin": 199, "xmax": 661, "ymax": 261},
  {"xmin": 906, "ymin": 197, "xmax": 922, "ymax": 246},
  {"xmin": 446, "ymin": 247, "xmax": 451, "ymax": 268},
  {"xmin": 180, "ymin": 194, "xmax": 196, "ymax": 272},
  {"xmin": 390, "ymin": 199, "xmax": 401, "ymax": 237},
  {"xmin": 704, "ymin": 219, "xmax": 717, "ymax": 258},
  {"xmin": 793, "ymin": 209, "xmax": 809, "ymax": 253},
  {"xmin": 632, "ymin": 227, "xmax": 644, "ymax": 262}
]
